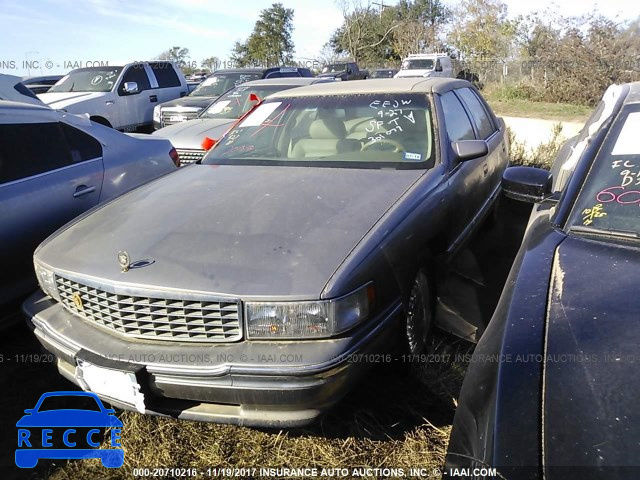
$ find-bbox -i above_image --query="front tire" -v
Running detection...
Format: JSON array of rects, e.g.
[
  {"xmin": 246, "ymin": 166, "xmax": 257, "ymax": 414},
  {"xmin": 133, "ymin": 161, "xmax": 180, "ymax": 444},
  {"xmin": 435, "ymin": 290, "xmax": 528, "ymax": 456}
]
[{"xmin": 405, "ymin": 269, "xmax": 433, "ymax": 355}]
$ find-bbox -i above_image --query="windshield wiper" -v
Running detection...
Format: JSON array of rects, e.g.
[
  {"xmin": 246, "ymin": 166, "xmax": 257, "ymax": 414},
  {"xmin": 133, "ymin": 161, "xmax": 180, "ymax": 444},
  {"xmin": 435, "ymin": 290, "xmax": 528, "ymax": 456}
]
[{"xmin": 570, "ymin": 225, "xmax": 640, "ymax": 240}]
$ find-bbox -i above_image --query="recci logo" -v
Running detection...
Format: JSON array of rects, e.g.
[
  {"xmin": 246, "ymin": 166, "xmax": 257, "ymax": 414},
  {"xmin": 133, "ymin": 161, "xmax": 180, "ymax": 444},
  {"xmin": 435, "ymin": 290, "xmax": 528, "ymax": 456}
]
[{"xmin": 15, "ymin": 391, "xmax": 123, "ymax": 468}]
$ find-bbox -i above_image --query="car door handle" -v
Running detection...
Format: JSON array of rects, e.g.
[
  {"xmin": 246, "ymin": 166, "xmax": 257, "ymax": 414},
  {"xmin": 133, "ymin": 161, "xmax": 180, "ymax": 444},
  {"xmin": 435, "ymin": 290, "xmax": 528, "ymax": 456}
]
[
  {"xmin": 483, "ymin": 164, "xmax": 489, "ymax": 177},
  {"xmin": 73, "ymin": 185, "xmax": 96, "ymax": 198},
  {"xmin": 149, "ymin": 95, "xmax": 158, "ymax": 103}
]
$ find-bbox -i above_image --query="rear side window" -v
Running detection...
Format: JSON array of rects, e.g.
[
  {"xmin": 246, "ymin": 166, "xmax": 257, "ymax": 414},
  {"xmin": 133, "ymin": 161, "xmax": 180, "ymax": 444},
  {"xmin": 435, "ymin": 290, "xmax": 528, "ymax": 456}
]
[
  {"xmin": 149, "ymin": 62, "xmax": 181, "ymax": 87},
  {"xmin": 456, "ymin": 88, "xmax": 496, "ymax": 140},
  {"xmin": 119, "ymin": 65, "xmax": 151, "ymax": 94},
  {"xmin": 0, "ymin": 122, "xmax": 72, "ymax": 184},
  {"xmin": 440, "ymin": 91, "xmax": 475, "ymax": 142},
  {"xmin": 61, "ymin": 123, "xmax": 102, "ymax": 162}
]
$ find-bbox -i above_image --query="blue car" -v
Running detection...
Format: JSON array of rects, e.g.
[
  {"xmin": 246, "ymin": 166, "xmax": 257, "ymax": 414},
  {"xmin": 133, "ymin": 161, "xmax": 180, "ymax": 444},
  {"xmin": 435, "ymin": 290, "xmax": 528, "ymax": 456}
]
[
  {"xmin": 0, "ymin": 100, "xmax": 178, "ymax": 312},
  {"xmin": 16, "ymin": 391, "xmax": 123, "ymax": 468}
]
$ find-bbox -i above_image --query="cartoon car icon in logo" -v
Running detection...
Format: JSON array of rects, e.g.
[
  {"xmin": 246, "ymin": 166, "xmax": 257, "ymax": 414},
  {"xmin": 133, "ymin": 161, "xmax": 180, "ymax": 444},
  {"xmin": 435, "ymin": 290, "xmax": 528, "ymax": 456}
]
[{"xmin": 16, "ymin": 391, "xmax": 123, "ymax": 468}]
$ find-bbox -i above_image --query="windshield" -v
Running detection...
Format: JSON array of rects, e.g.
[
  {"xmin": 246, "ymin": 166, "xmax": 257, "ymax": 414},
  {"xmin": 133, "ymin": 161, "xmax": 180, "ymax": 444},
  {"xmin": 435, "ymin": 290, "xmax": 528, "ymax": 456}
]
[
  {"xmin": 402, "ymin": 59, "xmax": 434, "ymax": 70},
  {"xmin": 201, "ymin": 84, "xmax": 302, "ymax": 120},
  {"xmin": 203, "ymin": 93, "xmax": 434, "ymax": 169},
  {"xmin": 323, "ymin": 64, "xmax": 347, "ymax": 73},
  {"xmin": 48, "ymin": 68, "xmax": 123, "ymax": 93},
  {"xmin": 568, "ymin": 108, "xmax": 640, "ymax": 237},
  {"xmin": 190, "ymin": 73, "xmax": 262, "ymax": 97}
]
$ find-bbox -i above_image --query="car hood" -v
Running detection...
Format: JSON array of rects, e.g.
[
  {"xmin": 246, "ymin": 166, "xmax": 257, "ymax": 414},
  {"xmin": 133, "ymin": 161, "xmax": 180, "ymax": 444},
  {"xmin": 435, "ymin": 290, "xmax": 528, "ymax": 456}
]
[
  {"xmin": 543, "ymin": 235, "xmax": 640, "ymax": 471},
  {"xmin": 37, "ymin": 165, "xmax": 424, "ymax": 299},
  {"xmin": 152, "ymin": 118, "xmax": 234, "ymax": 149},
  {"xmin": 38, "ymin": 91, "xmax": 108, "ymax": 108},
  {"xmin": 159, "ymin": 96, "xmax": 217, "ymax": 109}
]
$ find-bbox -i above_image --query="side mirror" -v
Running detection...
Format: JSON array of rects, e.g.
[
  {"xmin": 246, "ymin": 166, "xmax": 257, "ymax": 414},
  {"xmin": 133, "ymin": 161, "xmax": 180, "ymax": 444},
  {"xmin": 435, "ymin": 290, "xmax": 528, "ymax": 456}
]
[
  {"xmin": 435, "ymin": 62, "xmax": 443, "ymax": 72},
  {"xmin": 123, "ymin": 82, "xmax": 139, "ymax": 94},
  {"xmin": 502, "ymin": 166, "xmax": 553, "ymax": 203},
  {"xmin": 347, "ymin": 68, "xmax": 353, "ymax": 74},
  {"xmin": 24, "ymin": 409, "xmax": 33, "ymax": 414},
  {"xmin": 105, "ymin": 408, "xmax": 116, "ymax": 414},
  {"xmin": 451, "ymin": 140, "xmax": 488, "ymax": 163}
]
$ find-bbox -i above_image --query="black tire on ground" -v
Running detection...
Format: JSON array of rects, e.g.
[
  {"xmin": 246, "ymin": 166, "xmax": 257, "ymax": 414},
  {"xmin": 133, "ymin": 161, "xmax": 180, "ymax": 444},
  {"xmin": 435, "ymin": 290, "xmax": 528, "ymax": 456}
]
[{"xmin": 405, "ymin": 269, "xmax": 433, "ymax": 356}]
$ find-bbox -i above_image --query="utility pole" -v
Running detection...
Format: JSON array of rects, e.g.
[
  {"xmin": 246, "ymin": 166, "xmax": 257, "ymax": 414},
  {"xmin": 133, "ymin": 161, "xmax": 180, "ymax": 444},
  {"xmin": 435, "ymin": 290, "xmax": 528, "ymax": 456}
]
[{"xmin": 372, "ymin": 1, "xmax": 388, "ymax": 20}]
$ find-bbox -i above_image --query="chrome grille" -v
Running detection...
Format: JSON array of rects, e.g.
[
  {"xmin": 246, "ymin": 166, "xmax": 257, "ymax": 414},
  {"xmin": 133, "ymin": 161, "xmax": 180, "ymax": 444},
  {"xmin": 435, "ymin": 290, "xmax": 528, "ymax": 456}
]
[
  {"xmin": 161, "ymin": 110, "xmax": 200, "ymax": 127},
  {"xmin": 56, "ymin": 276, "xmax": 242, "ymax": 343},
  {"xmin": 176, "ymin": 149, "xmax": 205, "ymax": 165}
]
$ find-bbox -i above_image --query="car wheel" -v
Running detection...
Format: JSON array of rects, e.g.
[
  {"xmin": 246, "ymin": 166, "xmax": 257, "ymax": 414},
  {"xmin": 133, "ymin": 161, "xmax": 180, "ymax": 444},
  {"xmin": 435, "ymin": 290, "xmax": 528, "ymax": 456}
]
[
  {"xmin": 405, "ymin": 269, "xmax": 433, "ymax": 355},
  {"xmin": 90, "ymin": 116, "xmax": 112, "ymax": 128}
]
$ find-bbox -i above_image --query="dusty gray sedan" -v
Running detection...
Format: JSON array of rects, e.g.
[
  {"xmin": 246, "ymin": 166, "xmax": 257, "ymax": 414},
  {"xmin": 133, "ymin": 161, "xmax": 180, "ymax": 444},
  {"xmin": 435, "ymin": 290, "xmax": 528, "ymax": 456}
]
[{"xmin": 24, "ymin": 78, "xmax": 508, "ymax": 426}]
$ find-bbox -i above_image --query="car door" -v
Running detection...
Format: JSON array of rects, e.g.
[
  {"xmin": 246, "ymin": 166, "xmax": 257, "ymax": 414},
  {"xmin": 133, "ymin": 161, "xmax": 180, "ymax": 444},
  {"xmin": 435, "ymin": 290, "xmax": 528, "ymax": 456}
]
[
  {"xmin": 438, "ymin": 89, "xmax": 487, "ymax": 251},
  {"xmin": 456, "ymin": 87, "xmax": 504, "ymax": 204},
  {"xmin": 116, "ymin": 64, "xmax": 153, "ymax": 130},
  {"xmin": 0, "ymin": 120, "xmax": 103, "ymax": 305}
]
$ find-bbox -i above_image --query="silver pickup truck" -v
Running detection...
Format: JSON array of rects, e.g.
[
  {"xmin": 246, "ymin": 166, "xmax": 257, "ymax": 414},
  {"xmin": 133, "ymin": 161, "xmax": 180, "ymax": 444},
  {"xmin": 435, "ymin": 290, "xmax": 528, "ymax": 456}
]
[{"xmin": 38, "ymin": 61, "xmax": 188, "ymax": 132}]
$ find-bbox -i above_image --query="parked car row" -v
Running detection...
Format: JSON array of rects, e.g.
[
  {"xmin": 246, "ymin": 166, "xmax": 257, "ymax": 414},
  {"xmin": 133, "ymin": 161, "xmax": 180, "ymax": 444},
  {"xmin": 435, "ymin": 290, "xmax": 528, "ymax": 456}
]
[
  {"xmin": 153, "ymin": 77, "xmax": 333, "ymax": 165},
  {"xmin": 152, "ymin": 66, "xmax": 313, "ymax": 129},
  {"xmin": 4, "ymin": 58, "xmax": 638, "ymax": 473}
]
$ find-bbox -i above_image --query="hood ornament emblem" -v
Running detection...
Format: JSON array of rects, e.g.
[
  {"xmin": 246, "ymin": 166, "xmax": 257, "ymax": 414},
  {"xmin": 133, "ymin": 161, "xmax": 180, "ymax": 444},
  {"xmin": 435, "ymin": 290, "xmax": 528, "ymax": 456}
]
[{"xmin": 118, "ymin": 251, "xmax": 130, "ymax": 272}]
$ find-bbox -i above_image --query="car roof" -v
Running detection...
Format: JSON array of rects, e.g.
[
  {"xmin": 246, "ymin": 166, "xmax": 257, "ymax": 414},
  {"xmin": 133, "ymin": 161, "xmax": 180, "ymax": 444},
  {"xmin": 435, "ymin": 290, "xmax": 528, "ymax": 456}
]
[
  {"xmin": 241, "ymin": 78, "xmax": 329, "ymax": 87},
  {"xmin": 269, "ymin": 77, "xmax": 471, "ymax": 98}
]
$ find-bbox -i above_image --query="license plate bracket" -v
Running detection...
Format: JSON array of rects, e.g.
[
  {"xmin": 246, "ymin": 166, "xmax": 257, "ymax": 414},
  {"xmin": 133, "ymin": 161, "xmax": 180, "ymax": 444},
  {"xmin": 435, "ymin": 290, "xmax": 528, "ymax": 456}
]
[{"xmin": 74, "ymin": 352, "xmax": 146, "ymax": 414}]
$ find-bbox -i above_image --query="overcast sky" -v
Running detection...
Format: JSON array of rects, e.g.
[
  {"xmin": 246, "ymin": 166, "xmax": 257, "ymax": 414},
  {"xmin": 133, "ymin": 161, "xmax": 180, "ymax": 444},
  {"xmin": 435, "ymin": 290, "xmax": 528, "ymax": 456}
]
[{"xmin": 0, "ymin": 0, "xmax": 638, "ymax": 76}]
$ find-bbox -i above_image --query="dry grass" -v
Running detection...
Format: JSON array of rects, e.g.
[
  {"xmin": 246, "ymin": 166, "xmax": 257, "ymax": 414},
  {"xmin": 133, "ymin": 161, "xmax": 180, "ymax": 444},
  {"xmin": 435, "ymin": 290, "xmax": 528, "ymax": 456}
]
[{"xmin": 508, "ymin": 123, "xmax": 567, "ymax": 170}]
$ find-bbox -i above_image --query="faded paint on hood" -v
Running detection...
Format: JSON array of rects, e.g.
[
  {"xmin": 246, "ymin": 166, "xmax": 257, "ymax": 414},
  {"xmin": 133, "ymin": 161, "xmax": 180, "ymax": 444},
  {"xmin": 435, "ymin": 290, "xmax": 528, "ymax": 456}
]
[
  {"xmin": 544, "ymin": 235, "xmax": 640, "ymax": 471},
  {"xmin": 37, "ymin": 165, "xmax": 425, "ymax": 299}
]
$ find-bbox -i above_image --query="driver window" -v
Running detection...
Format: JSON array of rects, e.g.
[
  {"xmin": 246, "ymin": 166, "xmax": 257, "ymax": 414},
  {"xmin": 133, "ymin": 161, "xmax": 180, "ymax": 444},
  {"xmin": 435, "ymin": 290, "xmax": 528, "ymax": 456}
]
[{"xmin": 118, "ymin": 65, "xmax": 151, "ymax": 95}]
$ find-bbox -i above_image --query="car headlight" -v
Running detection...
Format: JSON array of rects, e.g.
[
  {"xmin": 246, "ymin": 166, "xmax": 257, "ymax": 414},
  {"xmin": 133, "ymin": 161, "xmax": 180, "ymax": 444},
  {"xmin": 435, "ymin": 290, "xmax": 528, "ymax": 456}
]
[
  {"xmin": 246, "ymin": 283, "xmax": 375, "ymax": 339},
  {"xmin": 153, "ymin": 105, "xmax": 161, "ymax": 123},
  {"xmin": 34, "ymin": 262, "xmax": 59, "ymax": 301}
]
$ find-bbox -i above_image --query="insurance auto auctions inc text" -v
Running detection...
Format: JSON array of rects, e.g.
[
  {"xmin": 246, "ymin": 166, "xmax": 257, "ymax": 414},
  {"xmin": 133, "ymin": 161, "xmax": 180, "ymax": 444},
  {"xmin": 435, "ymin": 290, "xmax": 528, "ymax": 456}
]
[{"xmin": 194, "ymin": 467, "xmax": 444, "ymax": 478}]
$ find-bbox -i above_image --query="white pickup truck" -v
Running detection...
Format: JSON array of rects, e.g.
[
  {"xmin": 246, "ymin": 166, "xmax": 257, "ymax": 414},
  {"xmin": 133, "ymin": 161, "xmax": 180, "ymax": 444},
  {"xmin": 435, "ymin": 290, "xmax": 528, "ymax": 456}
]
[
  {"xmin": 395, "ymin": 53, "xmax": 454, "ymax": 78},
  {"xmin": 38, "ymin": 61, "xmax": 188, "ymax": 131}
]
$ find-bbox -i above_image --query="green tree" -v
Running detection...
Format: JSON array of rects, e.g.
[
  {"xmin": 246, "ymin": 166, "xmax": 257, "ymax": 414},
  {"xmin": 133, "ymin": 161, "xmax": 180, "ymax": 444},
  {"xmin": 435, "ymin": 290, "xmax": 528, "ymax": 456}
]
[
  {"xmin": 230, "ymin": 3, "xmax": 295, "ymax": 67},
  {"xmin": 201, "ymin": 56, "xmax": 220, "ymax": 72},
  {"xmin": 392, "ymin": 0, "xmax": 451, "ymax": 58},
  {"xmin": 330, "ymin": 1, "xmax": 400, "ymax": 65},
  {"xmin": 448, "ymin": 0, "xmax": 516, "ymax": 59},
  {"xmin": 156, "ymin": 46, "xmax": 191, "ymax": 66}
]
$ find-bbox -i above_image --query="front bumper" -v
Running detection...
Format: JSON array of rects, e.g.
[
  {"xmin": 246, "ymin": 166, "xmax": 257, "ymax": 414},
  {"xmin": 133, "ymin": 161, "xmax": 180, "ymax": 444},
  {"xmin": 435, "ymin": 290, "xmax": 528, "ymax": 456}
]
[{"xmin": 23, "ymin": 290, "xmax": 401, "ymax": 427}]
